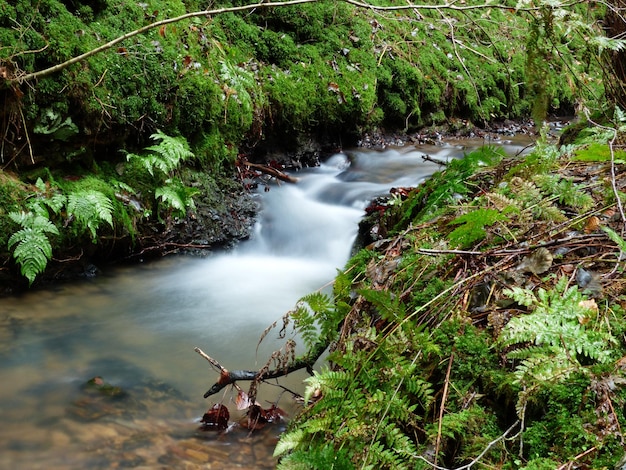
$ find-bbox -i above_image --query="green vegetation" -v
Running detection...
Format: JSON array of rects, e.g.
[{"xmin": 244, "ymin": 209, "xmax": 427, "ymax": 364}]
[
  {"xmin": 0, "ymin": 0, "xmax": 618, "ymax": 285},
  {"xmin": 270, "ymin": 131, "xmax": 626, "ymax": 468},
  {"xmin": 2, "ymin": 131, "xmax": 202, "ymax": 284},
  {"xmin": 0, "ymin": 0, "xmax": 625, "ymax": 466}
]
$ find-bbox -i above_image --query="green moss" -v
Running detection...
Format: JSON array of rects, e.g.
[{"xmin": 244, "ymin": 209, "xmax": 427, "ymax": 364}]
[{"xmin": 573, "ymin": 142, "xmax": 626, "ymax": 162}]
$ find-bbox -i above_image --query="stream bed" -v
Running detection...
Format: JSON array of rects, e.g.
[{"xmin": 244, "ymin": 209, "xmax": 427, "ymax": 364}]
[{"xmin": 0, "ymin": 139, "xmax": 531, "ymax": 469}]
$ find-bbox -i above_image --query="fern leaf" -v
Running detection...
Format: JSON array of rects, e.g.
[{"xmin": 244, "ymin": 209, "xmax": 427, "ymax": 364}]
[
  {"xmin": 155, "ymin": 179, "xmax": 198, "ymax": 217},
  {"xmin": 67, "ymin": 190, "xmax": 114, "ymax": 240},
  {"xmin": 603, "ymin": 226, "xmax": 626, "ymax": 253},
  {"xmin": 502, "ymin": 286, "xmax": 537, "ymax": 307},
  {"xmin": 7, "ymin": 212, "xmax": 59, "ymax": 285},
  {"xmin": 155, "ymin": 185, "xmax": 186, "ymax": 213},
  {"xmin": 448, "ymin": 208, "xmax": 508, "ymax": 248},
  {"xmin": 274, "ymin": 429, "xmax": 305, "ymax": 457},
  {"xmin": 126, "ymin": 131, "xmax": 193, "ymax": 177}
]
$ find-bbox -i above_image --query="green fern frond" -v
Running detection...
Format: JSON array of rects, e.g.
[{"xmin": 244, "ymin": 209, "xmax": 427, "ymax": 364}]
[
  {"xmin": 291, "ymin": 292, "xmax": 342, "ymax": 349},
  {"xmin": 28, "ymin": 178, "xmax": 67, "ymax": 217},
  {"xmin": 534, "ymin": 201, "xmax": 567, "ymax": 222},
  {"xmin": 508, "ymin": 177, "xmax": 543, "ymax": 204},
  {"xmin": 499, "ymin": 280, "xmax": 615, "ymax": 364},
  {"xmin": 8, "ymin": 211, "xmax": 59, "ymax": 285},
  {"xmin": 67, "ymin": 189, "xmax": 114, "ymax": 241},
  {"xmin": 359, "ymin": 288, "xmax": 405, "ymax": 322},
  {"xmin": 448, "ymin": 208, "xmax": 508, "ymax": 248},
  {"xmin": 155, "ymin": 179, "xmax": 198, "ymax": 217},
  {"xmin": 503, "ymin": 286, "xmax": 538, "ymax": 307},
  {"xmin": 590, "ymin": 35, "xmax": 626, "ymax": 52},
  {"xmin": 485, "ymin": 192, "xmax": 518, "ymax": 212},
  {"xmin": 603, "ymin": 226, "xmax": 626, "ymax": 253},
  {"xmin": 274, "ymin": 429, "xmax": 305, "ymax": 458},
  {"xmin": 126, "ymin": 130, "xmax": 194, "ymax": 176},
  {"xmin": 304, "ymin": 369, "xmax": 351, "ymax": 404},
  {"xmin": 532, "ymin": 174, "xmax": 594, "ymax": 211}
]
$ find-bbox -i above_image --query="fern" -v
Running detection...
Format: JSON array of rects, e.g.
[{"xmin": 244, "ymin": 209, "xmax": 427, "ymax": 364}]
[
  {"xmin": 274, "ymin": 429, "xmax": 306, "ymax": 458},
  {"xmin": 532, "ymin": 174, "xmax": 594, "ymax": 211},
  {"xmin": 500, "ymin": 279, "xmax": 615, "ymax": 363},
  {"xmin": 448, "ymin": 208, "xmax": 509, "ymax": 248},
  {"xmin": 126, "ymin": 130, "xmax": 194, "ymax": 176},
  {"xmin": 155, "ymin": 179, "xmax": 199, "ymax": 217},
  {"xmin": 66, "ymin": 189, "xmax": 114, "ymax": 241},
  {"xmin": 501, "ymin": 176, "xmax": 567, "ymax": 223},
  {"xmin": 603, "ymin": 226, "xmax": 626, "ymax": 253},
  {"xmin": 28, "ymin": 177, "xmax": 67, "ymax": 218},
  {"xmin": 290, "ymin": 292, "xmax": 343, "ymax": 350},
  {"xmin": 8, "ymin": 211, "xmax": 59, "ymax": 285},
  {"xmin": 395, "ymin": 146, "xmax": 504, "ymax": 227},
  {"xmin": 220, "ymin": 61, "xmax": 255, "ymax": 117}
]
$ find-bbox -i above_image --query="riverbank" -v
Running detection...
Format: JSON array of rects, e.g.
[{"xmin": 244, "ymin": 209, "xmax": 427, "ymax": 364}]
[{"xmin": 272, "ymin": 129, "xmax": 626, "ymax": 468}]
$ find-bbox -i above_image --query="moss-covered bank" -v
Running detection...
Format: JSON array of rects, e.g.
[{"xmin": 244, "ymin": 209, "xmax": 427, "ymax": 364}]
[
  {"xmin": 0, "ymin": 0, "xmax": 607, "ymax": 288},
  {"xmin": 269, "ymin": 126, "xmax": 626, "ymax": 468}
]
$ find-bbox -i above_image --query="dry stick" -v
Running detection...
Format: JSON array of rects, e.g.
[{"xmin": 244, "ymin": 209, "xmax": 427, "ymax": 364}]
[
  {"xmin": 608, "ymin": 137, "xmax": 626, "ymax": 228},
  {"xmin": 243, "ymin": 161, "xmax": 299, "ymax": 184},
  {"xmin": 6, "ymin": 0, "xmax": 553, "ymax": 84},
  {"xmin": 416, "ymin": 419, "xmax": 521, "ymax": 470},
  {"xmin": 583, "ymin": 113, "xmax": 626, "ymax": 228},
  {"xmin": 434, "ymin": 351, "xmax": 455, "ymax": 466},
  {"xmin": 17, "ymin": 106, "xmax": 34, "ymax": 164},
  {"xmin": 555, "ymin": 446, "xmax": 598, "ymax": 470},
  {"xmin": 195, "ymin": 341, "xmax": 326, "ymax": 399}
]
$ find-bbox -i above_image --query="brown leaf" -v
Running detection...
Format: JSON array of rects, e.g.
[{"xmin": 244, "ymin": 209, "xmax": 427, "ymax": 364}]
[
  {"xmin": 328, "ymin": 82, "xmax": 340, "ymax": 93},
  {"xmin": 200, "ymin": 403, "xmax": 230, "ymax": 431},
  {"xmin": 240, "ymin": 404, "xmax": 286, "ymax": 430},
  {"xmin": 584, "ymin": 216, "xmax": 601, "ymax": 233},
  {"xmin": 242, "ymin": 404, "xmax": 266, "ymax": 430},
  {"xmin": 159, "ymin": 25, "xmax": 167, "ymax": 37},
  {"xmin": 235, "ymin": 389, "xmax": 258, "ymax": 410}
]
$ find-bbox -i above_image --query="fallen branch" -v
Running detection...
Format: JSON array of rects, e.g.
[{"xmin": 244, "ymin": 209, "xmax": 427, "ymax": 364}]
[
  {"xmin": 243, "ymin": 161, "xmax": 299, "ymax": 184},
  {"xmin": 422, "ymin": 154, "xmax": 449, "ymax": 166},
  {"xmin": 195, "ymin": 341, "xmax": 326, "ymax": 398}
]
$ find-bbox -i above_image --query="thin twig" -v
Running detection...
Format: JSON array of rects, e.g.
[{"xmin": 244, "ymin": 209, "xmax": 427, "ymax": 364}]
[
  {"xmin": 416, "ymin": 420, "xmax": 521, "ymax": 470},
  {"xmin": 555, "ymin": 446, "xmax": 597, "ymax": 470},
  {"xmin": 608, "ymin": 138, "xmax": 626, "ymax": 229},
  {"xmin": 434, "ymin": 352, "xmax": 455, "ymax": 465}
]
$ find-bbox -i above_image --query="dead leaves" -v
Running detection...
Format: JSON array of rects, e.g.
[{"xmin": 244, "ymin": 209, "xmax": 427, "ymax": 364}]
[
  {"xmin": 199, "ymin": 396, "xmax": 287, "ymax": 433},
  {"xmin": 200, "ymin": 403, "xmax": 230, "ymax": 431}
]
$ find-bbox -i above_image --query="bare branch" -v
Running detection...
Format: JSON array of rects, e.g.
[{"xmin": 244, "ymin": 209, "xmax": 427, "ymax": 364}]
[
  {"xmin": 196, "ymin": 341, "xmax": 326, "ymax": 398},
  {"xmin": 5, "ymin": 0, "xmax": 557, "ymax": 84}
]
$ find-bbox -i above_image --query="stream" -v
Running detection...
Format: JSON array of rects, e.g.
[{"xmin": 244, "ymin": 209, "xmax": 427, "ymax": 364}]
[{"xmin": 0, "ymin": 138, "xmax": 531, "ymax": 469}]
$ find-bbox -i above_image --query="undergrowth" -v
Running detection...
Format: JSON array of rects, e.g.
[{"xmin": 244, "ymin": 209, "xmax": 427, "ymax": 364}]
[
  {"xmin": 2, "ymin": 131, "xmax": 198, "ymax": 285},
  {"xmin": 272, "ymin": 133, "xmax": 626, "ymax": 469}
]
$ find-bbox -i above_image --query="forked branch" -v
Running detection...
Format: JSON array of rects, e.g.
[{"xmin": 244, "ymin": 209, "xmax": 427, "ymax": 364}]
[{"xmin": 195, "ymin": 342, "xmax": 326, "ymax": 398}]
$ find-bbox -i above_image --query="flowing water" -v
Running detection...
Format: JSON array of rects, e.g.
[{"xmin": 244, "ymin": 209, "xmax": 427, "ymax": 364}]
[{"xmin": 0, "ymin": 139, "xmax": 531, "ymax": 469}]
